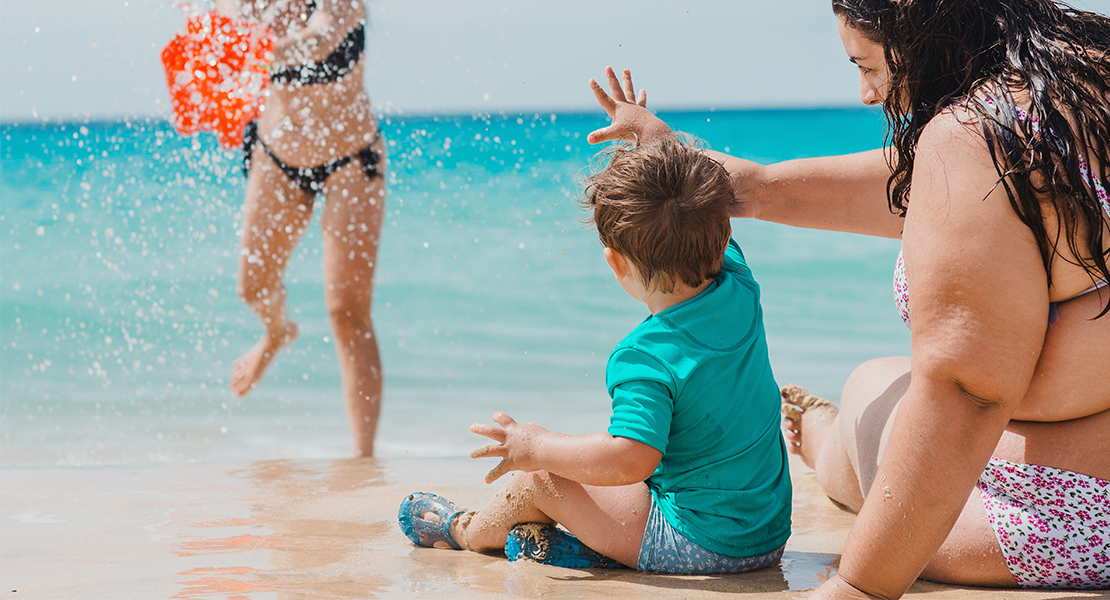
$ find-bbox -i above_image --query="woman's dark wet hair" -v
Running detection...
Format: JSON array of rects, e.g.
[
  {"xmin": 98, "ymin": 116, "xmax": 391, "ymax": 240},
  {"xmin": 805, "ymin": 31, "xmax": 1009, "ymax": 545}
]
[{"xmin": 833, "ymin": 0, "xmax": 1110, "ymax": 316}]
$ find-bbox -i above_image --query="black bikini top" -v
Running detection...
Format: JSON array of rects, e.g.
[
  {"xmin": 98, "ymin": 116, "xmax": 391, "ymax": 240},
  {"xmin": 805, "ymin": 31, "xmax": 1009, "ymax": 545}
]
[{"xmin": 269, "ymin": 15, "xmax": 365, "ymax": 86}]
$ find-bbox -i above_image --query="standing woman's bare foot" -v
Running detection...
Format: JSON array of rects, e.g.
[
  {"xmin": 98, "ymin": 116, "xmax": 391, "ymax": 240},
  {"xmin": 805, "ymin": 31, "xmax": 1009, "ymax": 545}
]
[
  {"xmin": 780, "ymin": 384, "xmax": 840, "ymax": 469},
  {"xmin": 230, "ymin": 321, "xmax": 299, "ymax": 396}
]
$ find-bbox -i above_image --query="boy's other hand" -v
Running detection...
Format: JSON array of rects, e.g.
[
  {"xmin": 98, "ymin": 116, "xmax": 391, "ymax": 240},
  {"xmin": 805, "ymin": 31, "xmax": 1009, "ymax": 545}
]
[
  {"xmin": 469, "ymin": 412, "xmax": 546, "ymax": 484},
  {"xmin": 587, "ymin": 66, "xmax": 672, "ymax": 144}
]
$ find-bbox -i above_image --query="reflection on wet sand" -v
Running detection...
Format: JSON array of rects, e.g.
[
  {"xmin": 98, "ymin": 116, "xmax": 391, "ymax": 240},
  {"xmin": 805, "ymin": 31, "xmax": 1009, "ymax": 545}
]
[
  {"xmin": 168, "ymin": 456, "xmax": 856, "ymax": 599},
  {"xmin": 172, "ymin": 458, "xmax": 390, "ymax": 600},
  {"xmin": 172, "ymin": 566, "xmax": 272, "ymax": 599}
]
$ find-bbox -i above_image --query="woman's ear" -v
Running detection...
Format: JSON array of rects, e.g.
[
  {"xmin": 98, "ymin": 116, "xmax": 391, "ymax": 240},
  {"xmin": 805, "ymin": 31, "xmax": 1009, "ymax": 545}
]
[{"xmin": 603, "ymin": 247, "xmax": 630, "ymax": 280}]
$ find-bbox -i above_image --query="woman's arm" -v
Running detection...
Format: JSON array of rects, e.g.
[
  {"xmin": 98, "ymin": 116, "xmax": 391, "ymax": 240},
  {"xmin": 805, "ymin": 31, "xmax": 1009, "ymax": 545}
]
[
  {"xmin": 588, "ymin": 68, "xmax": 903, "ymax": 238},
  {"xmin": 717, "ymin": 149, "xmax": 904, "ymax": 238},
  {"xmin": 822, "ymin": 109, "xmax": 1049, "ymax": 599},
  {"xmin": 470, "ymin": 412, "xmax": 663, "ymax": 486}
]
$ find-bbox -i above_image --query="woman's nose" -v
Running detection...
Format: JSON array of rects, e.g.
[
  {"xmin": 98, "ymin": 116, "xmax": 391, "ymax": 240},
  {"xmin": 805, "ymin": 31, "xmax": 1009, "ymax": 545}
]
[{"xmin": 860, "ymin": 77, "xmax": 882, "ymax": 106}]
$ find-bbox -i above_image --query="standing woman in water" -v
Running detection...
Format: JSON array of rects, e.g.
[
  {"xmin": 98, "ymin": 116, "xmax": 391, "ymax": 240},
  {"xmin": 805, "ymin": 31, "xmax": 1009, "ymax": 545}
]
[{"xmin": 215, "ymin": 0, "xmax": 385, "ymax": 456}]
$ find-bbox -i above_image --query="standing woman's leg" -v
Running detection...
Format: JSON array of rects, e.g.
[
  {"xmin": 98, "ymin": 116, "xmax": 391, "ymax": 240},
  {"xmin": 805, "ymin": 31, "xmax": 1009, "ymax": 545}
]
[
  {"xmin": 232, "ymin": 150, "xmax": 314, "ymax": 396},
  {"xmin": 320, "ymin": 152, "xmax": 386, "ymax": 456}
]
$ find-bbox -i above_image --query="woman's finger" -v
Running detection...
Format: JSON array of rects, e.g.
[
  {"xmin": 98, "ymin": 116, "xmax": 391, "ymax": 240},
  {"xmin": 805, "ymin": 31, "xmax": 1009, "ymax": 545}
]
[{"xmin": 637, "ymin": 88, "xmax": 647, "ymax": 107}]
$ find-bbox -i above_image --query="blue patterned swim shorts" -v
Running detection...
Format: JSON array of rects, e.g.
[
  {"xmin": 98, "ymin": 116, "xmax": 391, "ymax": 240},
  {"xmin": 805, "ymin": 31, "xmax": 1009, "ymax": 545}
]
[{"xmin": 636, "ymin": 498, "xmax": 785, "ymax": 574}]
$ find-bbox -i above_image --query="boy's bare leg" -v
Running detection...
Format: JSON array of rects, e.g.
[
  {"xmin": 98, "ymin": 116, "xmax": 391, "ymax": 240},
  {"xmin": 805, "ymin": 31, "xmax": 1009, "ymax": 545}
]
[{"xmin": 455, "ymin": 470, "xmax": 652, "ymax": 568}]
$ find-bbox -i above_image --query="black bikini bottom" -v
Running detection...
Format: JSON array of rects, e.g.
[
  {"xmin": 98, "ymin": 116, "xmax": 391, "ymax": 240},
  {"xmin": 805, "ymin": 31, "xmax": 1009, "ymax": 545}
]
[{"xmin": 243, "ymin": 122, "xmax": 382, "ymax": 194}]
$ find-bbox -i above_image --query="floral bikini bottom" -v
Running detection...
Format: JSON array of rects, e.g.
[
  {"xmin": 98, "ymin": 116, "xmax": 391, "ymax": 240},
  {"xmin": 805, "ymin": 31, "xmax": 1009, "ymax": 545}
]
[{"xmin": 978, "ymin": 457, "xmax": 1110, "ymax": 588}]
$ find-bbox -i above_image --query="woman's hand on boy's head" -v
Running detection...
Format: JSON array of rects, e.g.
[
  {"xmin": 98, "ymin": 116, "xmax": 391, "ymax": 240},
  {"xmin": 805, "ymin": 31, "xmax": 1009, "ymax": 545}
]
[
  {"xmin": 469, "ymin": 412, "xmax": 544, "ymax": 484},
  {"xmin": 587, "ymin": 66, "xmax": 673, "ymax": 144}
]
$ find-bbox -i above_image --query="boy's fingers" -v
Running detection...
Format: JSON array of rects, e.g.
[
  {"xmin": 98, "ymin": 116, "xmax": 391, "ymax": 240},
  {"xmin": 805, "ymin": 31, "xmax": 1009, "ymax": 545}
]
[
  {"xmin": 485, "ymin": 459, "xmax": 509, "ymax": 483},
  {"xmin": 590, "ymin": 79, "xmax": 616, "ymax": 112},
  {"xmin": 470, "ymin": 422, "xmax": 506, "ymax": 443},
  {"xmin": 622, "ymin": 69, "xmax": 635, "ymax": 102},
  {"xmin": 587, "ymin": 126, "xmax": 619, "ymax": 144},
  {"xmin": 492, "ymin": 412, "xmax": 517, "ymax": 428},
  {"xmin": 606, "ymin": 67, "xmax": 624, "ymax": 101},
  {"xmin": 470, "ymin": 443, "xmax": 504, "ymax": 459}
]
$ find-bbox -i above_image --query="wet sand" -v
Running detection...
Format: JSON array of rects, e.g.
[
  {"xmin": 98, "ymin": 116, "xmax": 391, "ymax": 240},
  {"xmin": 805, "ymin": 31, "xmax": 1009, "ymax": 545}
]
[{"xmin": 1, "ymin": 456, "xmax": 1105, "ymax": 599}]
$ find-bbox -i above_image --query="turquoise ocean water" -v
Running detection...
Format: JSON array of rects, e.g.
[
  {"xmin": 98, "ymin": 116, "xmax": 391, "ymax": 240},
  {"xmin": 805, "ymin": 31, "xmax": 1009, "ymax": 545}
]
[{"xmin": 0, "ymin": 108, "xmax": 908, "ymax": 466}]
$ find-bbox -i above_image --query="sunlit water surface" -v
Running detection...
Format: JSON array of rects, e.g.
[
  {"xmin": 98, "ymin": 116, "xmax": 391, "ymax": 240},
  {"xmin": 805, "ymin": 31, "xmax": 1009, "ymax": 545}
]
[{"xmin": 0, "ymin": 108, "xmax": 907, "ymax": 466}]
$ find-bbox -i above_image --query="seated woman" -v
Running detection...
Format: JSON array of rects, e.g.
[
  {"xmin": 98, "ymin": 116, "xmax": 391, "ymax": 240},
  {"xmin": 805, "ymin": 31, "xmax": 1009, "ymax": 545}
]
[{"xmin": 587, "ymin": 0, "xmax": 1110, "ymax": 596}]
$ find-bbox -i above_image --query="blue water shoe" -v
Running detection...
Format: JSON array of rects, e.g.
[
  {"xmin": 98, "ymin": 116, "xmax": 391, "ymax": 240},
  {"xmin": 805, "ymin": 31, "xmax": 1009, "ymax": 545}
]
[
  {"xmin": 398, "ymin": 492, "xmax": 466, "ymax": 550},
  {"xmin": 505, "ymin": 523, "xmax": 626, "ymax": 569}
]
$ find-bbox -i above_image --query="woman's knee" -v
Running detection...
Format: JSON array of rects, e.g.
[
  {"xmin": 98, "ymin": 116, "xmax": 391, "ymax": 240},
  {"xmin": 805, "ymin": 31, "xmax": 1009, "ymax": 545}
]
[
  {"xmin": 841, "ymin": 356, "xmax": 911, "ymax": 415},
  {"xmin": 839, "ymin": 356, "xmax": 911, "ymax": 495},
  {"xmin": 236, "ymin": 246, "xmax": 291, "ymax": 305},
  {"xmin": 326, "ymin": 299, "xmax": 375, "ymax": 343},
  {"xmin": 236, "ymin": 274, "xmax": 283, "ymax": 307}
]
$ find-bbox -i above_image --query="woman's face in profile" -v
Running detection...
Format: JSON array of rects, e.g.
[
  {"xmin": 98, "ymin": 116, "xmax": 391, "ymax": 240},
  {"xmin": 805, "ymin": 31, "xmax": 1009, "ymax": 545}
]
[{"xmin": 836, "ymin": 16, "xmax": 891, "ymax": 107}]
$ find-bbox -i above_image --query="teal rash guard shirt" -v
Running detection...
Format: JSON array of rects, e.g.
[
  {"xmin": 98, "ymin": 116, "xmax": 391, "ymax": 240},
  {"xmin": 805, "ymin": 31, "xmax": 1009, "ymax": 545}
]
[{"xmin": 606, "ymin": 238, "xmax": 792, "ymax": 558}]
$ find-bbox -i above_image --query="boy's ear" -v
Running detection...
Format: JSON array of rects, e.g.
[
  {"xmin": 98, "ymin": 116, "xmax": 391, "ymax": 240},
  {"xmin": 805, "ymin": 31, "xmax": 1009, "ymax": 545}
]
[{"xmin": 603, "ymin": 247, "xmax": 630, "ymax": 280}]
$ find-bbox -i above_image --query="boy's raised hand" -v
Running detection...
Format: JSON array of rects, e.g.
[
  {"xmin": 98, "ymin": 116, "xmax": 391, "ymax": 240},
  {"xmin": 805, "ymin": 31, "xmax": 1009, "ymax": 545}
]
[
  {"xmin": 470, "ymin": 412, "xmax": 546, "ymax": 484},
  {"xmin": 587, "ymin": 66, "xmax": 673, "ymax": 144}
]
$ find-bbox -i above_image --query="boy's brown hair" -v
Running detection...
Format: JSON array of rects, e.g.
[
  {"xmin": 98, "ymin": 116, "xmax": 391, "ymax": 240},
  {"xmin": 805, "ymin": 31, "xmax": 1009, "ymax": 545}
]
[{"xmin": 582, "ymin": 136, "xmax": 733, "ymax": 293}]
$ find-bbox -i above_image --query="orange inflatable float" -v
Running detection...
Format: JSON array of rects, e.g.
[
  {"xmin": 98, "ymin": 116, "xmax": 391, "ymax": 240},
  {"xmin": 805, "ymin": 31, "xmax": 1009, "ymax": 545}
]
[{"xmin": 161, "ymin": 11, "xmax": 274, "ymax": 149}]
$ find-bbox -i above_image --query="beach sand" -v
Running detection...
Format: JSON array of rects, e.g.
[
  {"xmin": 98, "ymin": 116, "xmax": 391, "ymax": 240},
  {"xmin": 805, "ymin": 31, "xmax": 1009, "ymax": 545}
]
[{"xmin": 1, "ymin": 455, "xmax": 1105, "ymax": 599}]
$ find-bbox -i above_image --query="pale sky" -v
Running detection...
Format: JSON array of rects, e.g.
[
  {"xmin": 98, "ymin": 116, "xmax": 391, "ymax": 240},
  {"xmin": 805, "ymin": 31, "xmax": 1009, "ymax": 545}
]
[{"xmin": 1, "ymin": 0, "xmax": 1107, "ymax": 121}]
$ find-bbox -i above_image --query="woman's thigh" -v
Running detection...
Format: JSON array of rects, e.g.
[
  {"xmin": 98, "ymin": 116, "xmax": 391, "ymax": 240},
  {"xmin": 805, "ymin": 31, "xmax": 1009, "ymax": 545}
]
[
  {"xmin": 238, "ymin": 152, "xmax": 314, "ymax": 288},
  {"xmin": 318, "ymin": 160, "xmax": 386, "ymax": 313},
  {"xmin": 920, "ymin": 486, "xmax": 1016, "ymax": 586}
]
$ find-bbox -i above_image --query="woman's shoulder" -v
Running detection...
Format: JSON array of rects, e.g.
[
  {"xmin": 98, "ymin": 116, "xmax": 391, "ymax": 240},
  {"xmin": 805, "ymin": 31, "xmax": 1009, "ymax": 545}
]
[
  {"xmin": 905, "ymin": 101, "xmax": 1029, "ymax": 237},
  {"xmin": 922, "ymin": 105, "xmax": 982, "ymax": 140},
  {"xmin": 913, "ymin": 106, "xmax": 997, "ymax": 182},
  {"xmin": 923, "ymin": 86, "xmax": 1037, "ymax": 142}
]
